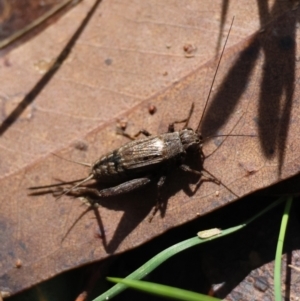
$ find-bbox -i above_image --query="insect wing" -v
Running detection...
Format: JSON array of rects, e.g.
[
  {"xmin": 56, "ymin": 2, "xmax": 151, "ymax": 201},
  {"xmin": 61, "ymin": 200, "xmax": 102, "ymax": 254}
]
[{"xmin": 118, "ymin": 136, "xmax": 166, "ymax": 170}]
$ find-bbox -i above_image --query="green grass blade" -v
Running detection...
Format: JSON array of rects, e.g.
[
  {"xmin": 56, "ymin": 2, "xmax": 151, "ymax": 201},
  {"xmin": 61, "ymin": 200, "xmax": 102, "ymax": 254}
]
[
  {"xmin": 274, "ymin": 196, "xmax": 293, "ymax": 301},
  {"xmin": 93, "ymin": 196, "xmax": 286, "ymax": 301},
  {"xmin": 107, "ymin": 277, "xmax": 220, "ymax": 301}
]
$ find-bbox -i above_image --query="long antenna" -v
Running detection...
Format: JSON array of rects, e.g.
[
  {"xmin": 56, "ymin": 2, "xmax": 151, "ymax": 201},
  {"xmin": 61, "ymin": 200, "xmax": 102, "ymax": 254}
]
[{"xmin": 196, "ymin": 16, "xmax": 235, "ymax": 133}]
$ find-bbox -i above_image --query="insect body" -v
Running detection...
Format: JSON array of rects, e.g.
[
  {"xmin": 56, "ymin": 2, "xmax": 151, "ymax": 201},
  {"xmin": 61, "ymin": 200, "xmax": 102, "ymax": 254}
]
[
  {"xmin": 93, "ymin": 129, "xmax": 201, "ymax": 183},
  {"xmin": 40, "ymin": 106, "xmax": 207, "ymax": 203}
]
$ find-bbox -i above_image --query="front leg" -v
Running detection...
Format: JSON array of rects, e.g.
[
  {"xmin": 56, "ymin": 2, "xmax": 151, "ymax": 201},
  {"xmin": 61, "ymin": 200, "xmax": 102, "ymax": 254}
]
[
  {"xmin": 179, "ymin": 164, "xmax": 218, "ymax": 195},
  {"xmin": 180, "ymin": 164, "xmax": 238, "ymax": 197},
  {"xmin": 180, "ymin": 164, "xmax": 221, "ymax": 183},
  {"xmin": 180, "ymin": 164, "xmax": 202, "ymax": 177}
]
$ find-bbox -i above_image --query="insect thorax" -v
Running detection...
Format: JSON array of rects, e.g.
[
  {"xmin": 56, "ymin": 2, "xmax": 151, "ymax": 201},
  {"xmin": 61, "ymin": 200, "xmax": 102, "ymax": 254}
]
[{"xmin": 179, "ymin": 128, "xmax": 202, "ymax": 151}]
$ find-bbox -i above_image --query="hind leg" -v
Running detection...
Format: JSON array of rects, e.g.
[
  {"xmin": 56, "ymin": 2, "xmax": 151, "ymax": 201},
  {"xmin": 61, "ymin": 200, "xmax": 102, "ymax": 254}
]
[{"xmin": 54, "ymin": 177, "xmax": 152, "ymax": 201}]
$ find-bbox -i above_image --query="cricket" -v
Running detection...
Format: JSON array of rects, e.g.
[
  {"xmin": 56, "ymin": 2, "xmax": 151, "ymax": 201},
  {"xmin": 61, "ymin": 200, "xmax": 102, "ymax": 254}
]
[{"xmin": 29, "ymin": 18, "xmax": 243, "ymax": 219}]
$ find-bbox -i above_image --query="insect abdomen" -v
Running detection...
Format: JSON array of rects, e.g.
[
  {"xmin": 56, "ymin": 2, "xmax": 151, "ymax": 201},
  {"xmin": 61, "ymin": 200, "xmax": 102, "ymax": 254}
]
[{"xmin": 92, "ymin": 150, "xmax": 124, "ymax": 181}]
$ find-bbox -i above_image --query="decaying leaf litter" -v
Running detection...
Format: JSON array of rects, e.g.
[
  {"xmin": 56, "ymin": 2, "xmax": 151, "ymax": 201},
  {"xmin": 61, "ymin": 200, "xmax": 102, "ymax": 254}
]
[{"xmin": 1, "ymin": 0, "xmax": 300, "ymax": 297}]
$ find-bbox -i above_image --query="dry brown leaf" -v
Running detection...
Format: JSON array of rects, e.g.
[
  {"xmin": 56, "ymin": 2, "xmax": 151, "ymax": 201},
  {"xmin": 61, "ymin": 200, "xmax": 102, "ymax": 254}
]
[
  {"xmin": 0, "ymin": 0, "xmax": 300, "ymax": 295},
  {"xmin": 0, "ymin": 0, "xmax": 78, "ymax": 50}
]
